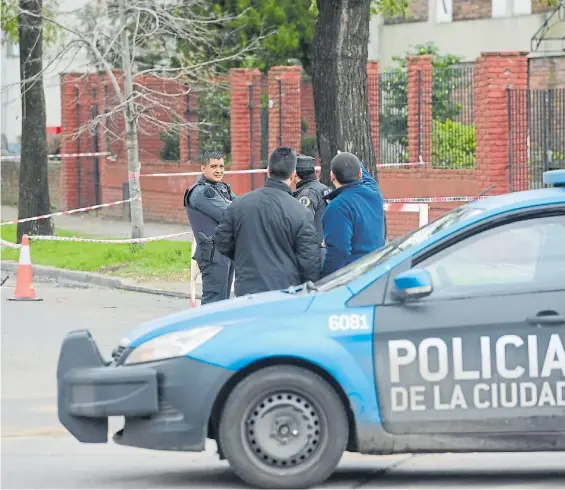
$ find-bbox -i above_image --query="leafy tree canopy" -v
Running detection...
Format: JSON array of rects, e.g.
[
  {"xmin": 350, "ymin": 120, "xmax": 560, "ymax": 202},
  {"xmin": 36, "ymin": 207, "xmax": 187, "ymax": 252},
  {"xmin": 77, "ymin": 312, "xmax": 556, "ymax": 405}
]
[
  {"xmin": 210, "ymin": 0, "xmax": 316, "ymax": 74},
  {"xmin": 1, "ymin": 0, "xmax": 61, "ymax": 46}
]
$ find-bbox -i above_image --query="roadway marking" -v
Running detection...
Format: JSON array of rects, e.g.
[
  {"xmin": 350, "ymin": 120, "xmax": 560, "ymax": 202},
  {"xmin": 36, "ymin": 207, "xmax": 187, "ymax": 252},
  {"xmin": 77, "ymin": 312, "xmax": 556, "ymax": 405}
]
[
  {"xmin": 33, "ymin": 405, "xmax": 57, "ymax": 414},
  {"xmin": 2, "ymin": 425, "xmax": 71, "ymax": 439}
]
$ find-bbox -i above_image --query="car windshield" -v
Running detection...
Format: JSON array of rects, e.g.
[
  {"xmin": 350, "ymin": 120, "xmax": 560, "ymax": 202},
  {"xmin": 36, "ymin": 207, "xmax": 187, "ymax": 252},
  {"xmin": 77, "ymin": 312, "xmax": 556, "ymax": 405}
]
[{"xmin": 315, "ymin": 205, "xmax": 485, "ymax": 292}]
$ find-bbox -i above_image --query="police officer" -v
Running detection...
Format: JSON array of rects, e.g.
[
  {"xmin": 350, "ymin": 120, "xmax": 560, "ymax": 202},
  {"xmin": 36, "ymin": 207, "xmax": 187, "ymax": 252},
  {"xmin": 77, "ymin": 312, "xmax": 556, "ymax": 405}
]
[
  {"xmin": 183, "ymin": 149, "xmax": 236, "ymax": 304},
  {"xmin": 292, "ymin": 154, "xmax": 330, "ymax": 258}
]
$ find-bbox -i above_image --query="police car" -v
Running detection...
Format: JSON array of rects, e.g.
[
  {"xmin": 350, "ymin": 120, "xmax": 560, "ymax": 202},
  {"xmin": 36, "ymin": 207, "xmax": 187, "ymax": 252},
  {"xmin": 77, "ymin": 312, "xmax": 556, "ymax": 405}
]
[{"xmin": 57, "ymin": 169, "xmax": 565, "ymax": 489}]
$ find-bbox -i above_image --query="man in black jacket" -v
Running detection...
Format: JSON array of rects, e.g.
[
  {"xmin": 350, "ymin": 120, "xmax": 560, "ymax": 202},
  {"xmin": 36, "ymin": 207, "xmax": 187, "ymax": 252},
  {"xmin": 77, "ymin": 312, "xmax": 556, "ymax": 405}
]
[
  {"xmin": 292, "ymin": 154, "xmax": 331, "ymax": 257},
  {"xmin": 215, "ymin": 146, "xmax": 321, "ymax": 297}
]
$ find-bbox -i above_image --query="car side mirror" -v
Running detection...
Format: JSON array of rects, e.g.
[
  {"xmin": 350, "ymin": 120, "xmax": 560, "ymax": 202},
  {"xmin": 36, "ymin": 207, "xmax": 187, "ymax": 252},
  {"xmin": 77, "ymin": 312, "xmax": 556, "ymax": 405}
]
[{"xmin": 391, "ymin": 268, "xmax": 433, "ymax": 301}]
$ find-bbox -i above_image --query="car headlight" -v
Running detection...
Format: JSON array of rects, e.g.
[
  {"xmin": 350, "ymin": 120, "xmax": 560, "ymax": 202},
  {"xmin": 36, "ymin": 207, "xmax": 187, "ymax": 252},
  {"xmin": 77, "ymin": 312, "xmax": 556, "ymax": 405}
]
[{"xmin": 124, "ymin": 326, "xmax": 223, "ymax": 365}]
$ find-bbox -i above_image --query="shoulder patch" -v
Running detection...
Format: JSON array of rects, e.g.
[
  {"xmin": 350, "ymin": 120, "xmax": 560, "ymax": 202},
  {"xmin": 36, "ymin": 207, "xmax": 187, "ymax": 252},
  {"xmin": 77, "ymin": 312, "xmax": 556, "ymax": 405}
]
[
  {"xmin": 299, "ymin": 196, "xmax": 311, "ymax": 208},
  {"xmin": 203, "ymin": 187, "xmax": 216, "ymax": 198}
]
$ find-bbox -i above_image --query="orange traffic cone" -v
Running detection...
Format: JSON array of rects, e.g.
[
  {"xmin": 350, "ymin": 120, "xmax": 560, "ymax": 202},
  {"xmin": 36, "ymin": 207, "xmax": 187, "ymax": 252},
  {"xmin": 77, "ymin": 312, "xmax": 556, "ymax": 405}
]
[{"xmin": 8, "ymin": 234, "xmax": 42, "ymax": 302}]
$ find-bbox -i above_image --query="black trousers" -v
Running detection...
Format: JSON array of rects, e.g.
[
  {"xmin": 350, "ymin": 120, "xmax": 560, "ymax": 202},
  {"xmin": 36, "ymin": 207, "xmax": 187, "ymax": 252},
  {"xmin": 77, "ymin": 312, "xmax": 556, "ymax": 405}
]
[{"xmin": 198, "ymin": 251, "xmax": 234, "ymax": 305}]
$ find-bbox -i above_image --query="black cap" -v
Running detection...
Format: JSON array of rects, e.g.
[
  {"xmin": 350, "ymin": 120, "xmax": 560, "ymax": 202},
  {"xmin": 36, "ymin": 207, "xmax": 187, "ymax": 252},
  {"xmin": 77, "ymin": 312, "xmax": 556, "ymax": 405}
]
[{"xmin": 296, "ymin": 154, "xmax": 315, "ymax": 172}]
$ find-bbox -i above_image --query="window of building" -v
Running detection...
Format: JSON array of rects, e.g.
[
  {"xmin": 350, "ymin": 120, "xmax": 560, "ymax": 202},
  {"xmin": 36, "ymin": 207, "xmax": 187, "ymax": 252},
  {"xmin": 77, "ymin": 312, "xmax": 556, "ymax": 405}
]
[
  {"xmin": 436, "ymin": 0, "xmax": 453, "ymax": 22},
  {"xmin": 492, "ymin": 0, "xmax": 532, "ymax": 17}
]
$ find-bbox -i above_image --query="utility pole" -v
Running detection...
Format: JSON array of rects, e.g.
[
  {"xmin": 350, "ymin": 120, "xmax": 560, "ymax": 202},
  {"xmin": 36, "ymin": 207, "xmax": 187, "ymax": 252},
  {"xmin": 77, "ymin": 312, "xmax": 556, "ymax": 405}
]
[{"xmin": 118, "ymin": 0, "xmax": 144, "ymax": 239}]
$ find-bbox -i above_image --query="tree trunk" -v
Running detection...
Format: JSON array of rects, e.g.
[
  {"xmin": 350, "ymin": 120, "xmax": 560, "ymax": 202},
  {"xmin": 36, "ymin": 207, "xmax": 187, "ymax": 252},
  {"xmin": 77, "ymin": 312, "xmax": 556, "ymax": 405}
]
[
  {"xmin": 17, "ymin": 0, "xmax": 54, "ymax": 242},
  {"xmin": 311, "ymin": 0, "xmax": 376, "ymax": 186},
  {"xmin": 118, "ymin": 0, "xmax": 144, "ymax": 239}
]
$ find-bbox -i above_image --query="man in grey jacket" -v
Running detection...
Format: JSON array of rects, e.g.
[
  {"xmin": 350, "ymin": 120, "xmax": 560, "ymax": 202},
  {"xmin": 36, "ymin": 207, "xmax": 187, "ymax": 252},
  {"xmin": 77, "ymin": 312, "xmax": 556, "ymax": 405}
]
[{"xmin": 183, "ymin": 149, "xmax": 236, "ymax": 304}]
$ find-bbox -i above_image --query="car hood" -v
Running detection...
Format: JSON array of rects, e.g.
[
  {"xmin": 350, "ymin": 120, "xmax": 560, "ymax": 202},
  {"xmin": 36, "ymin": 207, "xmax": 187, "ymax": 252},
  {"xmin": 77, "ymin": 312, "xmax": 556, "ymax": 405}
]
[{"xmin": 124, "ymin": 289, "xmax": 316, "ymax": 347}]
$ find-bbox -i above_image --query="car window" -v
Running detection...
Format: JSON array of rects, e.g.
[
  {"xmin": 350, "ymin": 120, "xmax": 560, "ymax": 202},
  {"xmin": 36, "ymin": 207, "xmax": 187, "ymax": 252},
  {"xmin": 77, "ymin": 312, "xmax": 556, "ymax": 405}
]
[
  {"xmin": 417, "ymin": 214, "xmax": 565, "ymax": 297},
  {"xmin": 315, "ymin": 206, "xmax": 485, "ymax": 292}
]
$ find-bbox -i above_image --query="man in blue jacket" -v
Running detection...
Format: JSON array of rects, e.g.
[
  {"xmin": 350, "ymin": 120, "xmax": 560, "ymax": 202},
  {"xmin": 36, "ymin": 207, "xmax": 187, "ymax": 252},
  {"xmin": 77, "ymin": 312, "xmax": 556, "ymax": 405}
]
[{"xmin": 321, "ymin": 151, "xmax": 386, "ymax": 278}]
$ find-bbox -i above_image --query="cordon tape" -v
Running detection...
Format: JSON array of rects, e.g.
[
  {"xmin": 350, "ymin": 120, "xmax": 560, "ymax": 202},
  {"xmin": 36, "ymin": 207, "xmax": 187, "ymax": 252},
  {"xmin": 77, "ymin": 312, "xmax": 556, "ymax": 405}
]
[
  {"xmin": 139, "ymin": 161, "xmax": 425, "ymax": 178},
  {"xmin": 0, "ymin": 151, "xmax": 113, "ymax": 161},
  {"xmin": 0, "ymin": 197, "xmax": 141, "ymax": 226}
]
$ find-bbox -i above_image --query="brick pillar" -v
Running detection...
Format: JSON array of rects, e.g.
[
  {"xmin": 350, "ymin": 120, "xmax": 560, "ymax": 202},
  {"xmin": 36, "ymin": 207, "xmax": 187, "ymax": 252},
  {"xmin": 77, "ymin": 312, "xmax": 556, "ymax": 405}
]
[
  {"xmin": 407, "ymin": 56, "xmax": 433, "ymax": 164},
  {"xmin": 248, "ymin": 74, "xmax": 265, "ymax": 190},
  {"xmin": 59, "ymin": 73, "xmax": 81, "ymax": 210},
  {"xmin": 180, "ymin": 89, "xmax": 199, "ymax": 163},
  {"xmin": 268, "ymin": 66, "xmax": 302, "ymax": 155},
  {"xmin": 475, "ymin": 51, "xmax": 528, "ymax": 194},
  {"xmin": 367, "ymin": 60, "xmax": 380, "ymax": 164},
  {"xmin": 230, "ymin": 68, "xmax": 261, "ymax": 170}
]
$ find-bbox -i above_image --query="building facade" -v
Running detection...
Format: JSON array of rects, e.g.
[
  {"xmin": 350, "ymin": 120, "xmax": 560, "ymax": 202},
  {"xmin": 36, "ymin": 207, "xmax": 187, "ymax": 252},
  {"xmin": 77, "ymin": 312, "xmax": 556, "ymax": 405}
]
[
  {"xmin": 1, "ymin": 0, "xmax": 92, "ymax": 156},
  {"xmin": 369, "ymin": 0, "xmax": 563, "ymax": 67}
]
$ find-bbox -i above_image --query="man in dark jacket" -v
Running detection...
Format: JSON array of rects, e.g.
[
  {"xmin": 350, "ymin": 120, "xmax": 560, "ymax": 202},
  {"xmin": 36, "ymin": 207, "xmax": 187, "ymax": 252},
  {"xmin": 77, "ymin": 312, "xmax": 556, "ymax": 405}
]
[
  {"xmin": 183, "ymin": 149, "xmax": 236, "ymax": 304},
  {"xmin": 292, "ymin": 154, "xmax": 331, "ymax": 257},
  {"xmin": 321, "ymin": 151, "xmax": 385, "ymax": 278},
  {"xmin": 215, "ymin": 146, "xmax": 321, "ymax": 296}
]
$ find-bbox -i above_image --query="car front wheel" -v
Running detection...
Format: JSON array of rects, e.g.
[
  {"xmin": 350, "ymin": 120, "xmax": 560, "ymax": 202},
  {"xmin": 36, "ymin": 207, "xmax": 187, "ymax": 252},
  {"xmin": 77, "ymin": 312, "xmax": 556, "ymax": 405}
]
[{"xmin": 218, "ymin": 365, "xmax": 349, "ymax": 489}]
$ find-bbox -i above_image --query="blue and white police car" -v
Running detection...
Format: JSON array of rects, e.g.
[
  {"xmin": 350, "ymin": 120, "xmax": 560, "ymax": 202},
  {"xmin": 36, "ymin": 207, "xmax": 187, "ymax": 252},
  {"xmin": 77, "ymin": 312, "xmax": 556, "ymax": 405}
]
[{"xmin": 57, "ymin": 169, "xmax": 565, "ymax": 489}]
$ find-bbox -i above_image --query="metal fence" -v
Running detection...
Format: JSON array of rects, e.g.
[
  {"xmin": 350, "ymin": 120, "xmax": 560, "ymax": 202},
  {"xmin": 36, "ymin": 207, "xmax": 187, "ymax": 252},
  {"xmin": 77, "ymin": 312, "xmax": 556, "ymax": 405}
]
[
  {"xmin": 509, "ymin": 88, "xmax": 565, "ymax": 191},
  {"xmin": 379, "ymin": 71, "xmax": 408, "ymax": 164},
  {"xmin": 186, "ymin": 82, "xmax": 232, "ymax": 163},
  {"xmin": 377, "ymin": 65, "xmax": 475, "ymax": 168},
  {"xmin": 430, "ymin": 65, "xmax": 475, "ymax": 169}
]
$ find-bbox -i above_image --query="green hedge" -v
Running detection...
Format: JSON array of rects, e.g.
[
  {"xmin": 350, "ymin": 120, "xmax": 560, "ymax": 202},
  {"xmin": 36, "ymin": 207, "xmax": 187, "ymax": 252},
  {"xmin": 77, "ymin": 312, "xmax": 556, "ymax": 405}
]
[{"xmin": 432, "ymin": 119, "xmax": 476, "ymax": 169}]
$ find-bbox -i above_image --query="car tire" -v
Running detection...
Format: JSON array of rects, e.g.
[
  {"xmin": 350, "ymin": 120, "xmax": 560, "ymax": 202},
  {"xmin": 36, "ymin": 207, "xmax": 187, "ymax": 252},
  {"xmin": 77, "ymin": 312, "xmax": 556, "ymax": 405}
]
[{"xmin": 218, "ymin": 365, "xmax": 349, "ymax": 489}]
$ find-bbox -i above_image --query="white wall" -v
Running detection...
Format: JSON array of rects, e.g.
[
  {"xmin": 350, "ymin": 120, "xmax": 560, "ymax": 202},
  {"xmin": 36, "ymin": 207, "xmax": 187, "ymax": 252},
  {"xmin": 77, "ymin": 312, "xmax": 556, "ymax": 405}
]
[
  {"xmin": 1, "ymin": 0, "xmax": 92, "ymax": 155},
  {"xmin": 369, "ymin": 4, "xmax": 555, "ymax": 68}
]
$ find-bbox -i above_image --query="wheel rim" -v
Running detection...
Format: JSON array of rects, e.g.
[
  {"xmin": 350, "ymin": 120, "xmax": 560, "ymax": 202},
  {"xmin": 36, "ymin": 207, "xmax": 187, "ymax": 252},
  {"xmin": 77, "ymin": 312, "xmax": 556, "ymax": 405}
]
[{"xmin": 244, "ymin": 391, "xmax": 323, "ymax": 468}]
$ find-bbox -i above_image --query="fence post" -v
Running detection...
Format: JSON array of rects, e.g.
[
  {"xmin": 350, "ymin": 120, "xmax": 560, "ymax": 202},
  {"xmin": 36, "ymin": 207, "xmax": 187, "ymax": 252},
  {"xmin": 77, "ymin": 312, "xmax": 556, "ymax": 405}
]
[
  {"xmin": 475, "ymin": 51, "xmax": 528, "ymax": 194},
  {"xmin": 407, "ymin": 56, "xmax": 433, "ymax": 165}
]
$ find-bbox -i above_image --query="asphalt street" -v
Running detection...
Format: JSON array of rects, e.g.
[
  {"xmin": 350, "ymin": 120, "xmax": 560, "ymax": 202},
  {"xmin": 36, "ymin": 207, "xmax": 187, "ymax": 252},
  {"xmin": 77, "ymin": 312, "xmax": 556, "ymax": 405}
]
[{"xmin": 2, "ymin": 279, "xmax": 564, "ymax": 489}]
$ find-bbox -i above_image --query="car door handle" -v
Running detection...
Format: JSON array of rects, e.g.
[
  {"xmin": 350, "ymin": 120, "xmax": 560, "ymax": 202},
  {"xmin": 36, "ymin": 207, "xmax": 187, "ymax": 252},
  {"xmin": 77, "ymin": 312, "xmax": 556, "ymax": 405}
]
[{"xmin": 526, "ymin": 312, "xmax": 565, "ymax": 326}]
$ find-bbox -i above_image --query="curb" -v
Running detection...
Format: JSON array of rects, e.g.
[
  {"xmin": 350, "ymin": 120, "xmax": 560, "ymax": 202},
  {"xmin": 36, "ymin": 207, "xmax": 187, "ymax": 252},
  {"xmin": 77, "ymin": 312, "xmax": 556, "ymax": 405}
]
[{"xmin": 0, "ymin": 261, "xmax": 198, "ymax": 300}]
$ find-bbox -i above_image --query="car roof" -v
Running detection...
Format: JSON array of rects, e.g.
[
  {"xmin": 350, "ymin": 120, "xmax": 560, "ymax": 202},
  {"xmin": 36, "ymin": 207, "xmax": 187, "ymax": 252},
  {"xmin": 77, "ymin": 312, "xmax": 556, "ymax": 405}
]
[{"xmin": 466, "ymin": 186, "xmax": 565, "ymax": 212}]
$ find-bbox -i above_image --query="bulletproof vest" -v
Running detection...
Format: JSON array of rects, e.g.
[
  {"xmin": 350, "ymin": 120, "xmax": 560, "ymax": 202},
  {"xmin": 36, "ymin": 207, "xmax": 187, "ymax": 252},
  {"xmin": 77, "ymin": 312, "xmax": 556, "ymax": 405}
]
[
  {"xmin": 183, "ymin": 181, "xmax": 220, "ymax": 238},
  {"xmin": 294, "ymin": 180, "xmax": 328, "ymax": 198},
  {"xmin": 294, "ymin": 179, "xmax": 330, "ymax": 244}
]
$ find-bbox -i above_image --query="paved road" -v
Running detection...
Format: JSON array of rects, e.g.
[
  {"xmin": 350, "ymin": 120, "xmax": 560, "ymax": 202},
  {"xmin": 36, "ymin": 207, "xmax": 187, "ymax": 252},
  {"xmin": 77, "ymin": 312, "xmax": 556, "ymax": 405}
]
[{"xmin": 2, "ymin": 281, "xmax": 564, "ymax": 489}]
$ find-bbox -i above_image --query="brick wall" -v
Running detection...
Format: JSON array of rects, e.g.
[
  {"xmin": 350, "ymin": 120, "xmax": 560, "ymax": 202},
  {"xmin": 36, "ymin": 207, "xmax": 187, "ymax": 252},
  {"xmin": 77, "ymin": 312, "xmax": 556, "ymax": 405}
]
[
  {"xmin": 384, "ymin": 0, "xmax": 428, "ymax": 24},
  {"xmin": 453, "ymin": 0, "xmax": 492, "ymax": 21},
  {"xmin": 529, "ymin": 55, "xmax": 565, "ymax": 89},
  {"xmin": 531, "ymin": 0, "xmax": 554, "ymax": 13},
  {"xmin": 1, "ymin": 160, "xmax": 61, "ymax": 208},
  {"xmin": 54, "ymin": 51, "xmax": 561, "ymax": 240}
]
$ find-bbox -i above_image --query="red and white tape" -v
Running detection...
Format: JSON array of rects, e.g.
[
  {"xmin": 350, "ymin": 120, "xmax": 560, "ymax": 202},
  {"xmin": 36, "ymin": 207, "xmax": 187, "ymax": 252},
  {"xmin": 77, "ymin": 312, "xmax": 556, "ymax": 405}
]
[
  {"xmin": 139, "ymin": 161, "xmax": 424, "ymax": 178},
  {"xmin": 26, "ymin": 231, "xmax": 192, "ymax": 244},
  {"xmin": 384, "ymin": 196, "xmax": 487, "ymax": 204},
  {"xmin": 0, "ymin": 197, "xmax": 140, "ymax": 226},
  {"xmin": 0, "ymin": 151, "xmax": 112, "ymax": 161},
  {"xmin": 0, "ymin": 238, "xmax": 21, "ymax": 249}
]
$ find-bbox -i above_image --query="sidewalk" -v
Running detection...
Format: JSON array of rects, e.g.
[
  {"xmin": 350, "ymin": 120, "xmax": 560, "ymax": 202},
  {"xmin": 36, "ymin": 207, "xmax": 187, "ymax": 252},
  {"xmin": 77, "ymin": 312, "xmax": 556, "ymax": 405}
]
[{"xmin": 1, "ymin": 205, "xmax": 201, "ymax": 297}]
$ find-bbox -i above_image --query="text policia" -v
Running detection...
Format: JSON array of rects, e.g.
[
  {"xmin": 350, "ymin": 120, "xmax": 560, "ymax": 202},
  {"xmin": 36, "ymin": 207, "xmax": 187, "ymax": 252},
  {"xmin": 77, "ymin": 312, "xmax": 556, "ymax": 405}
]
[{"xmin": 387, "ymin": 334, "xmax": 565, "ymax": 412}]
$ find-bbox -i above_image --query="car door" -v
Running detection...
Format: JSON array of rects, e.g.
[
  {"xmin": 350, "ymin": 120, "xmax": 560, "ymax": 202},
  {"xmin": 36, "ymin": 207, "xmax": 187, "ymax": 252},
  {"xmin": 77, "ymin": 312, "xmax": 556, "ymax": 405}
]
[{"xmin": 372, "ymin": 209, "xmax": 565, "ymax": 437}]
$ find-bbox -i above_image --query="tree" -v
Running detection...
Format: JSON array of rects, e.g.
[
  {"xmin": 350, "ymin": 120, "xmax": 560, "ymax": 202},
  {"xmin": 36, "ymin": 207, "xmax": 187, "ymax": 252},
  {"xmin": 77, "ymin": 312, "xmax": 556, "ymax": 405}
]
[
  {"xmin": 210, "ymin": 0, "xmax": 317, "ymax": 74},
  {"xmin": 30, "ymin": 0, "xmax": 261, "ymax": 239},
  {"xmin": 2, "ymin": 0, "xmax": 57, "ymax": 242},
  {"xmin": 311, "ymin": 0, "xmax": 406, "ymax": 184}
]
